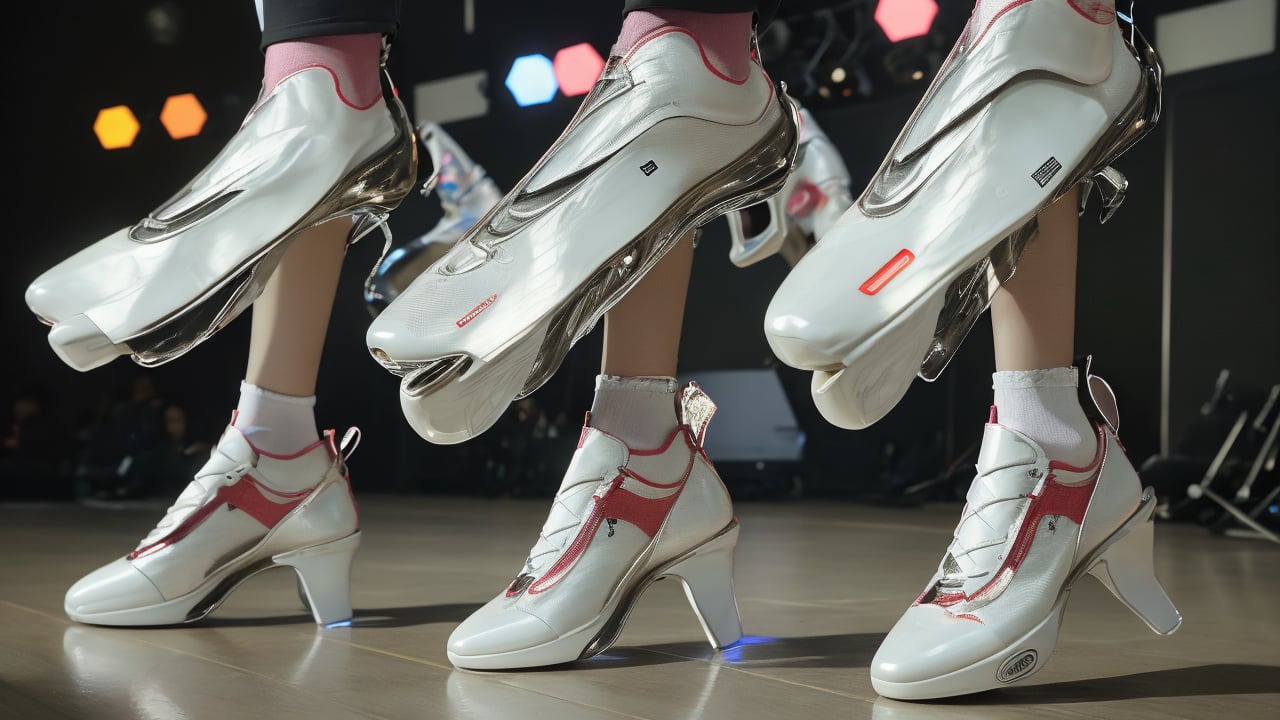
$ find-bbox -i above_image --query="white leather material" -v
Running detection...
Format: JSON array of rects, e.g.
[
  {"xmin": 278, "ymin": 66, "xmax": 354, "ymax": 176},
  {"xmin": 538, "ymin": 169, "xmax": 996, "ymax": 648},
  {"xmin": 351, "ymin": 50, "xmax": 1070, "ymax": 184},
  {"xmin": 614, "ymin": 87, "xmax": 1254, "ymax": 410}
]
[
  {"xmin": 63, "ymin": 424, "xmax": 358, "ymax": 624},
  {"xmin": 872, "ymin": 387, "xmax": 1156, "ymax": 695},
  {"xmin": 27, "ymin": 67, "xmax": 406, "ymax": 335},
  {"xmin": 367, "ymin": 29, "xmax": 783, "ymax": 365},
  {"xmin": 448, "ymin": 386, "xmax": 735, "ymax": 665},
  {"xmin": 764, "ymin": 2, "xmax": 1147, "ymax": 433},
  {"xmin": 64, "ymin": 559, "xmax": 165, "ymax": 616}
]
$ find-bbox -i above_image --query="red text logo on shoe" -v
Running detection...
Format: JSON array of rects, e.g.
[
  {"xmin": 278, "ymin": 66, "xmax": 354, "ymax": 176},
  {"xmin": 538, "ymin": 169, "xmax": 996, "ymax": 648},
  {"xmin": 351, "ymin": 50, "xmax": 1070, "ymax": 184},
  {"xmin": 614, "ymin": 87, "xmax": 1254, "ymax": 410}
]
[
  {"xmin": 129, "ymin": 477, "xmax": 309, "ymax": 560},
  {"xmin": 456, "ymin": 294, "xmax": 498, "ymax": 328}
]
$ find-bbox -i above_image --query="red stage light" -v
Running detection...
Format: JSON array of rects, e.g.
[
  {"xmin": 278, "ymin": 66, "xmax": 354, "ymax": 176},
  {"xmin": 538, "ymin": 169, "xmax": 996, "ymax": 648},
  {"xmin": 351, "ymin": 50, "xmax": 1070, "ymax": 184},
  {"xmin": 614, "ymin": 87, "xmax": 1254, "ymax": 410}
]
[
  {"xmin": 874, "ymin": 0, "xmax": 938, "ymax": 42},
  {"xmin": 553, "ymin": 43, "xmax": 606, "ymax": 97}
]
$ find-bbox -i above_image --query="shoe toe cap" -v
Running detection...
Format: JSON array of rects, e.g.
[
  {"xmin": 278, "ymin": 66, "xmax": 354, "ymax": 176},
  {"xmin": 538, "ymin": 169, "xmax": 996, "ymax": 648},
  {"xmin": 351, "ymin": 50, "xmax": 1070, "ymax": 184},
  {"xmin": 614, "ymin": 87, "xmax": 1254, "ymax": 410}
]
[
  {"xmin": 65, "ymin": 558, "xmax": 166, "ymax": 620},
  {"xmin": 870, "ymin": 605, "xmax": 1005, "ymax": 685},
  {"xmin": 447, "ymin": 599, "xmax": 558, "ymax": 660}
]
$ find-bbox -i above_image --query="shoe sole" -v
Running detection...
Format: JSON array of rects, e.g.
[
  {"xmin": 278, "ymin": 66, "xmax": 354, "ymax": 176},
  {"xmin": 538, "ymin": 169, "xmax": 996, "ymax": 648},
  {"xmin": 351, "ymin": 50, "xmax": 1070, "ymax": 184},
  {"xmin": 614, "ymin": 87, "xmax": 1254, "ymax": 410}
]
[
  {"xmin": 390, "ymin": 91, "xmax": 802, "ymax": 444},
  {"xmin": 448, "ymin": 521, "xmax": 742, "ymax": 670},
  {"xmin": 66, "ymin": 532, "xmax": 361, "ymax": 628}
]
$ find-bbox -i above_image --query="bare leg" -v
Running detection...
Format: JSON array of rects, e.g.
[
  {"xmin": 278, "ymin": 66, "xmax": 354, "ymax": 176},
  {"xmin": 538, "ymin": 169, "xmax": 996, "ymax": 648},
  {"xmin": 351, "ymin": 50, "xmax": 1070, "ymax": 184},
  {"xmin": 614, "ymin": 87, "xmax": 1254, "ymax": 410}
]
[
  {"xmin": 245, "ymin": 219, "xmax": 350, "ymax": 396},
  {"xmin": 989, "ymin": 188, "xmax": 1094, "ymax": 466},
  {"xmin": 991, "ymin": 189, "xmax": 1079, "ymax": 371},
  {"xmin": 601, "ymin": 232, "xmax": 695, "ymax": 378}
]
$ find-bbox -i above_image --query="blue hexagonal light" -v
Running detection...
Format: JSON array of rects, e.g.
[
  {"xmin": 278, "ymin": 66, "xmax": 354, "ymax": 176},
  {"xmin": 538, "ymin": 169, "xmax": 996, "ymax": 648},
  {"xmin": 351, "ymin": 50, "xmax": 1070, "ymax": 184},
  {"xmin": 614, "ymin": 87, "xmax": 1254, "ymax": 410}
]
[{"xmin": 505, "ymin": 54, "xmax": 558, "ymax": 107}]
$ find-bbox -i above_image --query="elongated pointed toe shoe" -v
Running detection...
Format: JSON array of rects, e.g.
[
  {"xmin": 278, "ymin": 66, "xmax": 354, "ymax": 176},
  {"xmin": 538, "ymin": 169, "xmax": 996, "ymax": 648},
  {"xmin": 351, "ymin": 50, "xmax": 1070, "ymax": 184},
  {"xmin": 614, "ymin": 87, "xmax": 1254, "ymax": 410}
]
[
  {"xmin": 870, "ymin": 369, "xmax": 1180, "ymax": 700},
  {"xmin": 447, "ymin": 383, "xmax": 742, "ymax": 669},
  {"xmin": 64, "ymin": 423, "xmax": 363, "ymax": 627},
  {"xmin": 28, "ymin": 63, "xmax": 417, "ymax": 372},
  {"xmin": 726, "ymin": 106, "xmax": 854, "ymax": 268},
  {"xmin": 765, "ymin": 2, "xmax": 1161, "ymax": 429},
  {"xmin": 367, "ymin": 28, "xmax": 800, "ymax": 445}
]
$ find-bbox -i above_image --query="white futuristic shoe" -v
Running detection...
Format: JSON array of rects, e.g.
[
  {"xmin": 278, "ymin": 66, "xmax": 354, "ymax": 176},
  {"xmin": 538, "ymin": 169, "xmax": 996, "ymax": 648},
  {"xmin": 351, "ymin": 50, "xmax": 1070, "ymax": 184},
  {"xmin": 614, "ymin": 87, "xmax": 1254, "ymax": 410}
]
[
  {"xmin": 64, "ymin": 422, "xmax": 362, "ymax": 627},
  {"xmin": 367, "ymin": 28, "xmax": 800, "ymax": 445},
  {"xmin": 26, "ymin": 63, "xmax": 417, "ymax": 371},
  {"xmin": 871, "ymin": 368, "xmax": 1180, "ymax": 700},
  {"xmin": 726, "ymin": 106, "xmax": 854, "ymax": 268},
  {"xmin": 364, "ymin": 121, "xmax": 504, "ymax": 316},
  {"xmin": 447, "ymin": 383, "xmax": 742, "ymax": 669},
  {"xmin": 765, "ymin": 1, "xmax": 1161, "ymax": 429}
]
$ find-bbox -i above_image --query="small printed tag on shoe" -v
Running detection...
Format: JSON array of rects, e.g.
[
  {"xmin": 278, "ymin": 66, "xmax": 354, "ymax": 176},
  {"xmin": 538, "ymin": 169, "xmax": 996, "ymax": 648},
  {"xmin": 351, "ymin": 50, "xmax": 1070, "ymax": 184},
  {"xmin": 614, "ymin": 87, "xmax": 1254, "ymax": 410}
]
[
  {"xmin": 640, "ymin": 160, "xmax": 659, "ymax": 176},
  {"xmin": 1031, "ymin": 157, "xmax": 1062, "ymax": 187}
]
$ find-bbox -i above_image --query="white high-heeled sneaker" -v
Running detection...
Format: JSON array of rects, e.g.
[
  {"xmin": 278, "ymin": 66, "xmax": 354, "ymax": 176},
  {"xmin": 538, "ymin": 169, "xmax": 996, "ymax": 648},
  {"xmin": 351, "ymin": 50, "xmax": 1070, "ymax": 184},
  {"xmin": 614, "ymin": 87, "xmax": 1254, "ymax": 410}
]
[
  {"xmin": 64, "ymin": 422, "xmax": 363, "ymax": 627},
  {"xmin": 26, "ymin": 61, "xmax": 417, "ymax": 372},
  {"xmin": 765, "ymin": 1, "xmax": 1161, "ymax": 430},
  {"xmin": 447, "ymin": 383, "xmax": 742, "ymax": 669},
  {"xmin": 871, "ymin": 366, "xmax": 1180, "ymax": 699},
  {"xmin": 366, "ymin": 27, "xmax": 799, "ymax": 445}
]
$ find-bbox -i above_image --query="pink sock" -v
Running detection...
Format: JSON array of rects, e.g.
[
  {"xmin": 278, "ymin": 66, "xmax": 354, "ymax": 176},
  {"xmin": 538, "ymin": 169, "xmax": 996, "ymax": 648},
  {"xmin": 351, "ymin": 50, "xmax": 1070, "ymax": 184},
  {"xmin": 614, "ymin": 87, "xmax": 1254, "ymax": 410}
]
[
  {"xmin": 615, "ymin": 10, "xmax": 754, "ymax": 81},
  {"xmin": 262, "ymin": 33, "xmax": 383, "ymax": 108}
]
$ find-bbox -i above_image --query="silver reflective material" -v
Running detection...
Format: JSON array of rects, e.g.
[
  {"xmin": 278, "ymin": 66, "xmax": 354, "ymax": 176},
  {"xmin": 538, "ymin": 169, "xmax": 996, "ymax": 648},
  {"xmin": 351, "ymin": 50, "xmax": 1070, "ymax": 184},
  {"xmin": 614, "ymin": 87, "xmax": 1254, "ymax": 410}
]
[
  {"xmin": 507, "ymin": 87, "xmax": 801, "ymax": 400},
  {"xmin": 917, "ymin": 15, "xmax": 1162, "ymax": 384},
  {"xmin": 364, "ymin": 122, "xmax": 503, "ymax": 317},
  {"xmin": 125, "ymin": 70, "xmax": 418, "ymax": 368}
]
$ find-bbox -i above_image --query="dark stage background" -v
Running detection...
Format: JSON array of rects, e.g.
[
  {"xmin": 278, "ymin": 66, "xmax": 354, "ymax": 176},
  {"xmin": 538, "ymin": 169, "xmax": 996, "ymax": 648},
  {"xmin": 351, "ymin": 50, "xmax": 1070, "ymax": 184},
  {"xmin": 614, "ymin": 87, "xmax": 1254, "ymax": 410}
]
[{"xmin": 7, "ymin": 1, "xmax": 1278, "ymax": 506}]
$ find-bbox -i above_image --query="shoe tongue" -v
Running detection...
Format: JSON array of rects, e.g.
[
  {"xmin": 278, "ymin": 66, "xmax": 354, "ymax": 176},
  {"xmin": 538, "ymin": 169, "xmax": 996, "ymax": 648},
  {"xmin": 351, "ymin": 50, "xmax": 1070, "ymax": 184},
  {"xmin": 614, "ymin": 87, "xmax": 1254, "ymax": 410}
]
[
  {"xmin": 950, "ymin": 424, "xmax": 1046, "ymax": 580},
  {"xmin": 557, "ymin": 427, "xmax": 627, "ymax": 494}
]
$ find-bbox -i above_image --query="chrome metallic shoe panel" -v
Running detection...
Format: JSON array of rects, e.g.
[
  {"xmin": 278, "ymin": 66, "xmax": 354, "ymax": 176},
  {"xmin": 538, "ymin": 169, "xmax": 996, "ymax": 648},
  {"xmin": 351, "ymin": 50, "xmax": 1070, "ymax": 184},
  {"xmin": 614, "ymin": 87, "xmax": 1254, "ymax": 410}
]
[
  {"xmin": 369, "ymin": 29, "xmax": 800, "ymax": 444},
  {"xmin": 364, "ymin": 121, "xmax": 503, "ymax": 317},
  {"xmin": 726, "ymin": 106, "xmax": 854, "ymax": 268},
  {"xmin": 27, "ymin": 67, "xmax": 418, "ymax": 371},
  {"xmin": 765, "ymin": 0, "xmax": 1163, "ymax": 431}
]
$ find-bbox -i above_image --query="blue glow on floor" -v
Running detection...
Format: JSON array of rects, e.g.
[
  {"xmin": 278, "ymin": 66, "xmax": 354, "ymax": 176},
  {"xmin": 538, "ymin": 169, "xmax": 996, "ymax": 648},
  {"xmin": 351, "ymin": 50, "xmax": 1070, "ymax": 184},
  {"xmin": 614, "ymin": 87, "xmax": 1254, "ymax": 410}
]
[
  {"xmin": 719, "ymin": 635, "xmax": 780, "ymax": 662},
  {"xmin": 323, "ymin": 619, "xmax": 353, "ymax": 628}
]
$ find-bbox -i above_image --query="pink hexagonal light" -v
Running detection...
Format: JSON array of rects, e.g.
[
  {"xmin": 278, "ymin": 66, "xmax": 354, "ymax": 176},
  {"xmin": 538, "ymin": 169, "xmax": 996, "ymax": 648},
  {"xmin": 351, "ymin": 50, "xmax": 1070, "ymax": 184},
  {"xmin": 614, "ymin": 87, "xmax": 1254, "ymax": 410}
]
[
  {"xmin": 553, "ymin": 43, "xmax": 605, "ymax": 97},
  {"xmin": 875, "ymin": 0, "xmax": 938, "ymax": 42}
]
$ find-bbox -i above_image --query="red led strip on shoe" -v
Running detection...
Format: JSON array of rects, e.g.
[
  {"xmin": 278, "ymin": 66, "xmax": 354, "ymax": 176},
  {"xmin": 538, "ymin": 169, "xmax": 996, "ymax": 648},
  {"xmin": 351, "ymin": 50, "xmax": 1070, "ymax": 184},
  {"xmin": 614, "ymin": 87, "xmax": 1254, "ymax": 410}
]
[{"xmin": 859, "ymin": 249, "xmax": 915, "ymax": 295}]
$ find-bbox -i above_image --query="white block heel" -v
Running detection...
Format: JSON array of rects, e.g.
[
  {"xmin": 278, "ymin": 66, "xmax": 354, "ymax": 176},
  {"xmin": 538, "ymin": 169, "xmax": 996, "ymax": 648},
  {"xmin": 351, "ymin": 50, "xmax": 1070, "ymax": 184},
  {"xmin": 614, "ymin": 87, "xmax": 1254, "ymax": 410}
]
[
  {"xmin": 667, "ymin": 525, "xmax": 744, "ymax": 650},
  {"xmin": 1088, "ymin": 502, "xmax": 1182, "ymax": 635},
  {"xmin": 276, "ymin": 532, "xmax": 362, "ymax": 627}
]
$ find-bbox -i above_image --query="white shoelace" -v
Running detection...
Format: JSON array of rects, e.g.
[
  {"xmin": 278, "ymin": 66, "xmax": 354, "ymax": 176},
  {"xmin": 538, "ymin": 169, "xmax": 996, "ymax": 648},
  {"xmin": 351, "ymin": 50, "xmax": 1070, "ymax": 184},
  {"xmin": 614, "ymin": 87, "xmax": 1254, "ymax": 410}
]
[
  {"xmin": 939, "ymin": 488, "xmax": 1029, "ymax": 588},
  {"xmin": 522, "ymin": 476, "xmax": 606, "ymax": 575},
  {"xmin": 135, "ymin": 455, "xmax": 249, "ymax": 549}
]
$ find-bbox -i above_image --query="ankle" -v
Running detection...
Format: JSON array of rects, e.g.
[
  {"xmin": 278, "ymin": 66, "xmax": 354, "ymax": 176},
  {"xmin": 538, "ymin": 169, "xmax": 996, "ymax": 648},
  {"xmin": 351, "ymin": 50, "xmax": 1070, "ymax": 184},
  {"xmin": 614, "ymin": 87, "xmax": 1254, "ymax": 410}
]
[
  {"xmin": 616, "ymin": 10, "xmax": 754, "ymax": 81},
  {"xmin": 588, "ymin": 375, "xmax": 680, "ymax": 449},
  {"xmin": 991, "ymin": 367, "xmax": 1096, "ymax": 467},
  {"xmin": 263, "ymin": 33, "xmax": 383, "ymax": 108},
  {"xmin": 232, "ymin": 381, "xmax": 321, "ymax": 457}
]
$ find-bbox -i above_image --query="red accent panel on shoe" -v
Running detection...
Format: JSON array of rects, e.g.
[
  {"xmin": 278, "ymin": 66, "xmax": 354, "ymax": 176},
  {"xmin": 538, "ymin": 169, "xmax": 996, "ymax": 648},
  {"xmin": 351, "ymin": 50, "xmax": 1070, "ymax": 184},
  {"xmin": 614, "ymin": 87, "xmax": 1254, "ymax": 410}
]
[
  {"xmin": 786, "ymin": 179, "xmax": 826, "ymax": 217},
  {"xmin": 128, "ymin": 476, "xmax": 309, "ymax": 560},
  {"xmin": 1066, "ymin": 0, "xmax": 1116, "ymax": 24},
  {"xmin": 927, "ymin": 444, "xmax": 1103, "ymax": 609},
  {"xmin": 530, "ymin": 451, "xmax": 694, "ymax": 594},
  {"xmin": 624, "ymin": 28, "xmax": 751, "ymax": 86},
  {"xmin": 859, "ymin": 249, "xmax": 915, "ymax": 296}
]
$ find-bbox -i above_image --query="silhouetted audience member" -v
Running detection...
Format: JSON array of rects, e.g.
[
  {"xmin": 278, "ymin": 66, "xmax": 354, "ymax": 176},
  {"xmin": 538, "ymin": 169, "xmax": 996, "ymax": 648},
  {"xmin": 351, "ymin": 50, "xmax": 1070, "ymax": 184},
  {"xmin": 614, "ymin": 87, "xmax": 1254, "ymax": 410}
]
[{"xmin": 1, "ymin": 382, "xmax": 73, "ymax": 500}]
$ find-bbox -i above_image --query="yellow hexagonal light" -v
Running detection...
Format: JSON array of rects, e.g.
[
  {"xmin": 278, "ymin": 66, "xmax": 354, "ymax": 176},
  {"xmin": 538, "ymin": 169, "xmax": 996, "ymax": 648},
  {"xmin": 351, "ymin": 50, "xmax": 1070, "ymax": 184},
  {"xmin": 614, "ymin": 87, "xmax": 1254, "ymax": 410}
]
[
  {"xmin": 93, "ymin": 105, "xmax": 141, "ymax": 150},
  {"xmin": 160, "ymin": 93, "xmax": 207, "ymax": 140}
]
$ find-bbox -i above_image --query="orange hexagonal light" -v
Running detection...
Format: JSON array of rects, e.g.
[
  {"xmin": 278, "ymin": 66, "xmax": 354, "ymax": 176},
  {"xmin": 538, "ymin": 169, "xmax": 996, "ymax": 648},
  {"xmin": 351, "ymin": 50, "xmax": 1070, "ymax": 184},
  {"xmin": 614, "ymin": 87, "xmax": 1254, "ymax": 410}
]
[
  {"xmin": 160, "ymin": 92, "xmax": 207, "ymax": 140},
  {"xmin": 93, "ymin": 105, "xmax": 141, "ymax": 150},
  {"xmin": 875, "ymin": 0, "xmax": 938, "ymax": 42},
  {"xmin": 553, "ymin": 43, "xmax": 605, "ymax": 97}
]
